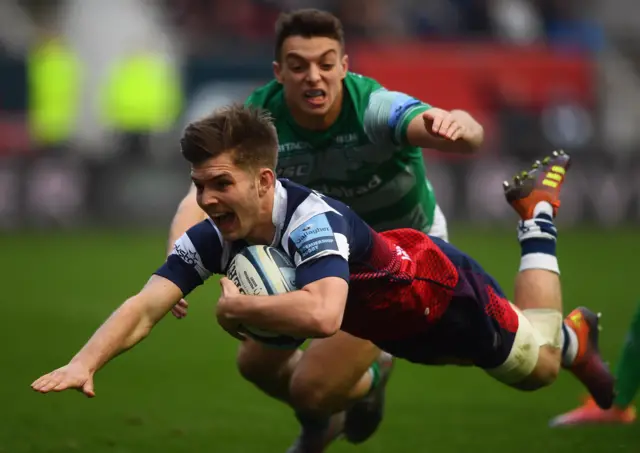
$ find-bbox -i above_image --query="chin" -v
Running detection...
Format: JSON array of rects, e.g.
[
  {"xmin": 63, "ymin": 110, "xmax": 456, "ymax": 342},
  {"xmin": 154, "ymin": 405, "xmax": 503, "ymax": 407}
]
[
  {"xmin": 220, "ymin": 230, "xmax": 241, "ymax": 242},
  {"xmin": 303, "ymin": 104, "xmax": 331, "ymax": 116}
]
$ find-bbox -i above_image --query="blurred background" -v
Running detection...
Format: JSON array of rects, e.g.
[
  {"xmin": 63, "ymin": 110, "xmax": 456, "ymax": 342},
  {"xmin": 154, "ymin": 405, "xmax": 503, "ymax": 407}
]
[
  {"xmin": 1, "ymin": 1, "xmax": 639, "ymax": 452},
  {"xmin": 0, "ymin": 0, "xmax": 639, "ymax": 228}
]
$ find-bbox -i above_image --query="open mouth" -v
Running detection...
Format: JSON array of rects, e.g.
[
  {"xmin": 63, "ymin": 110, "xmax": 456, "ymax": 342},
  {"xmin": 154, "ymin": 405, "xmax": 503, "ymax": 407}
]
[
  {"xmin": 304, "ymin": 89, "xmax": 326, "ymax": 107},
  {"xmin": 210, "ymin": 212, "xmax": 237, "ymax": 231}
]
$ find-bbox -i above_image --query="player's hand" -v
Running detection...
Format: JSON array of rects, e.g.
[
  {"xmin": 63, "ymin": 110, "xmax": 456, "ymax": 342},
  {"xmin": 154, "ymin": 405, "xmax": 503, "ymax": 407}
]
[
  {"xmin": 171, "ymin": 298, "xmax": 189, "ymax": 319},
  {"xmin": 422, "ymin": 108, "xmax": 466, "ymax": 141},
  {"xmin": 216, "ymin": 278, "xmax": 247, "ymax": 341},
  {"xmin": 31, "ymin": 362, "xmax": 95, "ymax": 397}
]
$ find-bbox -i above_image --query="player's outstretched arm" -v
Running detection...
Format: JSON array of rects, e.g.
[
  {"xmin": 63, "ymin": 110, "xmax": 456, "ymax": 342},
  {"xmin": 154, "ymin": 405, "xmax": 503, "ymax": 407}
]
[
  {"xmin": 167, "ymin": 183, "xmax": 207, "ymax": 319},
  {"xmin": 31, "ymin": 275, "xmax": 184, "ymax": 397},
  {"xmin": 406, "ymin": 108, "xmax": 484, "ymax": 154},
  {"xmin": 217, "ymin": 276, "xmax": 348, "ymax": 339}
]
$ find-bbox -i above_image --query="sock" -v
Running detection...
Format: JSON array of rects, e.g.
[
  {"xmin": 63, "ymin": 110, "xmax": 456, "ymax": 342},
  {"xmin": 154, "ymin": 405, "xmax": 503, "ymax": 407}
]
[
  {"xmin": 517, "ymin": 202, "xmax": 559, "ymax": 274},
  {"xmin": 295, "ymin": 411, "xmax": 330, "ymax": 430},
  {"xmin": 561, "ymin": 322, "xmax": 578, "ymax": 367},
  {"xmin": 613, "ymin": 301, "xmax": 640, "ymax": 408},
  {"xmin": 367, "ymin": 360, "xmax": 381, "ymax": 395}
]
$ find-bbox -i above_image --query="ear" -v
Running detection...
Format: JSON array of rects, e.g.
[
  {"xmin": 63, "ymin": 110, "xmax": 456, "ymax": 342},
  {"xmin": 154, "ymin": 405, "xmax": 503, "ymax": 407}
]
[
  {"xmin": 273, "ymin": 61, "xmax": 284, "ymax": 84},
  {"xmin": 258, "ymin": 168, "xmax": 275, "ymax": 197},
  {"xmin": 340, "ymin": 54, "xmax": 349, "ymax": 79}
]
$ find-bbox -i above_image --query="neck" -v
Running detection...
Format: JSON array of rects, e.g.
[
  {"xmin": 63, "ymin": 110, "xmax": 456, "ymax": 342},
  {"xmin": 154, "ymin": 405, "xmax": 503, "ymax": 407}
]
[{"xmin": 290, "ymin": 87, "xmax": 344, "ymax": 131}]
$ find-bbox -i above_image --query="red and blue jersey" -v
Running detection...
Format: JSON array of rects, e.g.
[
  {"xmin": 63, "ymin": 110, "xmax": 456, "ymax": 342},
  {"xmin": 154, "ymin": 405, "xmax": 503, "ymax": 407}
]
[{"xmin": 155, "ymin": 179, "xmax": 516, "ymax": 367}]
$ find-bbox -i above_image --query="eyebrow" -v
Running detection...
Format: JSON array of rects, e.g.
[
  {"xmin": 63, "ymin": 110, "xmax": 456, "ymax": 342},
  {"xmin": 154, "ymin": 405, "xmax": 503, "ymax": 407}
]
[
  {"xmin": 191, "ymin": 172, "xmax": 232, "ymax": 184},
  {"xmin": 285, "ymin": 49, "xmax": 337, "ymax": 60}
]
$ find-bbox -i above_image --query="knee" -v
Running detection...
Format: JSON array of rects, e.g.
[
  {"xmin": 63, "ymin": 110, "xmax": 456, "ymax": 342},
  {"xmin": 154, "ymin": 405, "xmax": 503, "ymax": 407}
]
[
  {"xmin": 236, "ymin": 341, "xmax": 277, "ymax": 385},
  {"xmin": 289, "ymin": 371, "xmax": 335, "ymax": 415},
  {"xmin": 513, "ymin": 346, "xmax": 561, "ymax": 391}
]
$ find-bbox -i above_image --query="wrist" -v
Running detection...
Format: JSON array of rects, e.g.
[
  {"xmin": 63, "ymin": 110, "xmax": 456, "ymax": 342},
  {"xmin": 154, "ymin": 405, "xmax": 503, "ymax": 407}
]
[{"xmin": 69, "ymin": 355, "xmax": 97, "ymax": 373}]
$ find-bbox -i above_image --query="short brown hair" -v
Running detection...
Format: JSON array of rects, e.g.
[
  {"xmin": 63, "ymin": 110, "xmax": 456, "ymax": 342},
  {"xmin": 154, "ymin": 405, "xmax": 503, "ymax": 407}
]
[
  {"xmin": 180, "ymin": 104, "xmax": 278, "ymax": 171},
  {"xmin": 275, "ymin": 9, "xmax": 345, "ymax": 61}
]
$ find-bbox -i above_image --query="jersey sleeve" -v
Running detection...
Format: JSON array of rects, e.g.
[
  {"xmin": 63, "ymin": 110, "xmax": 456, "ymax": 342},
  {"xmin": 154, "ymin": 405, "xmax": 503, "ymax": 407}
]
[
  {"xmin": 286, "ymin": 211, "xmax": 351, "ymax": 288},
  {"xmin": 363, "ymin": 88, "xmax": 431, "ymax": 148},
  {"xmin": 154, "ymin": 219, "xmax": 223, "ymax": 296}
]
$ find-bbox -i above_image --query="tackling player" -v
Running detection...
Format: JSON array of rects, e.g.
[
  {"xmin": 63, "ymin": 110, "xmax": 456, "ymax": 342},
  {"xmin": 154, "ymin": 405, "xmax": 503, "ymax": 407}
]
[
  {"xmin": 167, "ymin": 9, "xmax": 484, "ymax": 451},
  {"xmin": 32, "ymin": 106, "xmax": 615, "ymax": 446},
  {"xmin": 550, "ymin": 302, "xmax": 639, "ymax": 426}
]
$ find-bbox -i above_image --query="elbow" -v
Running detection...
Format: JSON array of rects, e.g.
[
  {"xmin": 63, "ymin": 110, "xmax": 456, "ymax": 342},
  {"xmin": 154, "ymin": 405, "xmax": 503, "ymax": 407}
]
[{"xmin": 308, "ymin": 306, "xmax": 343, "ymax": 338}]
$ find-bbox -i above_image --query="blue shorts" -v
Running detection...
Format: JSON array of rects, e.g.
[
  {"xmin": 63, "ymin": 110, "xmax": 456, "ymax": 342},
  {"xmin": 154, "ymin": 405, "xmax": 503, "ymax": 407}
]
[{"xmin": 375, "ymin": 236, "xmax": 519, "ymax": 369}]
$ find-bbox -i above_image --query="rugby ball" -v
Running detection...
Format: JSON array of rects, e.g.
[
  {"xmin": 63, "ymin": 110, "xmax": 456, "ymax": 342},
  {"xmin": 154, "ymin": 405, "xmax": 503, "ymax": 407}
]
[{"xmin": 226, "ymin": 245, "xmax": 304, "ymax": 348}]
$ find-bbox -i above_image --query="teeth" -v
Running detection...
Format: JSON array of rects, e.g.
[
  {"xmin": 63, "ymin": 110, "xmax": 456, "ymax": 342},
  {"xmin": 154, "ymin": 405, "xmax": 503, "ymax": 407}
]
[{"xmin": 305, "ymin": 90, "xmax": 324, "ymax": 98}]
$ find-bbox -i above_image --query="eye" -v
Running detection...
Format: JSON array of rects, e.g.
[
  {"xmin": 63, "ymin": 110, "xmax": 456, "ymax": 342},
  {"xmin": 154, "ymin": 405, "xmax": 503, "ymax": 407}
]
[
  {"xmin": 193, "ymin": 182, "xmax": 204, "ymax": 192},
  {"xmin": 321, "ymin": 63, "xmax": 334, "ymax": 71},
  {"xmin": 214, "ymin": 180, "xmax": 233, "ymax": 191}
]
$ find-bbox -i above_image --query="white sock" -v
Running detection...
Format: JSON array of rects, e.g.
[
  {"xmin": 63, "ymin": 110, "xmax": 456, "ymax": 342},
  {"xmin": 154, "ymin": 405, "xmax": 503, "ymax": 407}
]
[
  {"xmin": 561, "ymin": 322, "xmax": 578, "ymax": 367},
  {"xmin": 518, "ymin": 201, "xmax": 559, "ymax": 274}
]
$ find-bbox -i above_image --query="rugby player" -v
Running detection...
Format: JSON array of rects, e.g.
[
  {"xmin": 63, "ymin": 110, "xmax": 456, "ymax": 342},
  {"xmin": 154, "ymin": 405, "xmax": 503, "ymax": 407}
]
[
  {"xmin": 167, "ymin": 9, "xmax": 484, "ymax": 451},
  {"xmin": 32, "ymin": 106, "xmax": 615, "ymax": 448}
]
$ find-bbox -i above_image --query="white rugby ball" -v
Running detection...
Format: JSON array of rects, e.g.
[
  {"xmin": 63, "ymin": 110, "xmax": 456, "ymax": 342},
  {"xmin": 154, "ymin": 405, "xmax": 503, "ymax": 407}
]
[{"xmin": 226, "ymin": 245, "xmax": 304, "ymax": 348}]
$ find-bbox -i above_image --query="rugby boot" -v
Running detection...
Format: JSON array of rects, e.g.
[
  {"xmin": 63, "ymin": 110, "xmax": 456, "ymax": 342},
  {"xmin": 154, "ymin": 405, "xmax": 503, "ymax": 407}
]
[
  {"xmin": 563, "ymin": 307, "xmax": 616, "ymax": 409},
  {"xmin": 549, "ymin": 395, "xmax": 636, "ymax": 427},
  {"xmin": 503, "ymin": 150, "xmax": 571, "ymax": 219},
  {"xmin": 344, "ymin": 351, "xmax": 395, "ymax": 444},
  {"xmin": 285, "ymin": 411, "xmax": 344, "ymax": 453}
]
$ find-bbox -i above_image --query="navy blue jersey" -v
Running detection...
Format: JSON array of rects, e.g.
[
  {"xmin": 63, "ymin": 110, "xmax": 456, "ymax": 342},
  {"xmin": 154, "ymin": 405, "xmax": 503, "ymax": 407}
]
[{"xmin": 155, "ymin": 179, "xmax": 388, "ymax": 296}]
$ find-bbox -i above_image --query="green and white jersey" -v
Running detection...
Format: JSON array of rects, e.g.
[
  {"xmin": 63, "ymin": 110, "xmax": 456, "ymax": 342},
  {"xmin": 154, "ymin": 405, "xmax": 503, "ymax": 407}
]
[{"xmin": 245, "ymin": 72, "xmax": 437, "ymax": 233}]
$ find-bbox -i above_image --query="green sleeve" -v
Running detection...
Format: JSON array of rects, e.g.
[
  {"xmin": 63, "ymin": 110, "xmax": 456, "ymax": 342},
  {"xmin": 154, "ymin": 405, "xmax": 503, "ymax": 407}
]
[
  {"xmin": 398, "ymin": 104, "xmax": 431, "ymax": 147},
  {"xmin": 362, "ymin": 88, "xmax": 431, "ymax": 148}
]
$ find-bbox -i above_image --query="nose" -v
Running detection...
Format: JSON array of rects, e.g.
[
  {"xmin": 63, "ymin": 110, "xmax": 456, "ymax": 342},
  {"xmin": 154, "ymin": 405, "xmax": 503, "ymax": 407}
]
[
  {"xmin": 306, "ymin": 64, "xmax": 321, "ymax": 84},
  {"xmin": 198, "ymin": 187, "xmax": 219, "ymax": 210}
]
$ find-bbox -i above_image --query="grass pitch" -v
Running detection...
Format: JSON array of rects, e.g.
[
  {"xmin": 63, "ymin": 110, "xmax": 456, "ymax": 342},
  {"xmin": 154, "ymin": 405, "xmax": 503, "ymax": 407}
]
[{"xmin": 1, "ymin": 227, "xmax": 638, "ymax": 452}]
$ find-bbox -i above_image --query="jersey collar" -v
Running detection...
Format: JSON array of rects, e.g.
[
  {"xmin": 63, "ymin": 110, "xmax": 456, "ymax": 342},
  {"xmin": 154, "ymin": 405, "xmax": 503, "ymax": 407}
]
[{"xmin": 271, "ymin": 180, "xmax": 287, "ymax": 248}]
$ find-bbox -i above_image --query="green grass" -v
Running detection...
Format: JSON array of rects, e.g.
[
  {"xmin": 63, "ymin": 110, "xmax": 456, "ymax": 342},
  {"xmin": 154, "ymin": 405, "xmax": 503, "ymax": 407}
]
[{"xmin": 1, "ymin": 227, "xmax": 639, "ymax": 452}]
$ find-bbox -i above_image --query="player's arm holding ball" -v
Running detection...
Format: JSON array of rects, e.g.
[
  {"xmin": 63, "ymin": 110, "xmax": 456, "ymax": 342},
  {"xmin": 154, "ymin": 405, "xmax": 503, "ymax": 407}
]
[
  {"xmin": 217, "ymin": 273, "xmax": 348, "ymax": 340},
  {"xmin": 217, "ymin": 212, "xmax": 350, "ymax": 341}
]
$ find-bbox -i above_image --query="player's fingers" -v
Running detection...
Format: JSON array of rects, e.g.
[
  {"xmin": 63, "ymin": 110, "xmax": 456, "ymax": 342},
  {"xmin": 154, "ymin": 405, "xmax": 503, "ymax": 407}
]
[
  {"xmin": 171, "ymin": 307, "xmax": 185, "ymax": 318},
  {"xmin": 32, "ymin": 370, "xmax": 59, "ymax": 391},
  {"xmin": 444, "ymin": 121, "xmax": 460, "ymax": 139},
  {"xmin": 424, "ymin": 111, "xmax": 443, "ymax": 133},
  {"xmin": 31, "ymin": 377, "xmax": 49, "ymax": 391},
  {"xmin": 177, "ymin": 299, "xmax": 188, "ymax": 308},
  {"xmin": 448, "ymin": 125, "xmax": 464, "ymax": 141},
  {"xmin": 430, "ymin": 115, "xmax": 443, "ymax": 134},
  {"xmin": 39, "ymin": 376, "xmax": 65, "ymax": 393},
  {"xmin": 219, "ymin": 278, "xmax": 239, "ymax": 296},
  {"xmin": 31, "ymin": 375, "xmax": 48, "ymax": 389},
  {"xmin": 437, "ymin": 117, "xmax": 454, "ymax": 136}
]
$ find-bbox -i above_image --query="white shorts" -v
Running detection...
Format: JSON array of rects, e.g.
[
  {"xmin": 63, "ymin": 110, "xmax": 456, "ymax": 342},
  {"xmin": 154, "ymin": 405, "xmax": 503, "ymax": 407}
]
[{"xmin": 428, "ymin": 204, "xmax": 449, "ymax": 243}]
